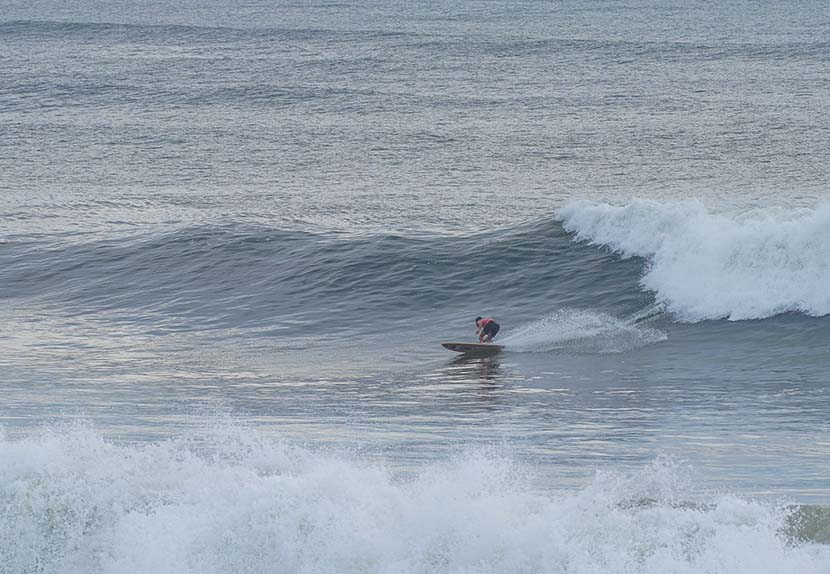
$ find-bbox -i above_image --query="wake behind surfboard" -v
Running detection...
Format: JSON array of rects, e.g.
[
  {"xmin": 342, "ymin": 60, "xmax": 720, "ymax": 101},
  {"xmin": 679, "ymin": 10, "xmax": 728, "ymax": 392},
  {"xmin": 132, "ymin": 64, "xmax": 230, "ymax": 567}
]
[{"xmin": 441, "ymin": 342, "xmax": 504, "ymax": 355}]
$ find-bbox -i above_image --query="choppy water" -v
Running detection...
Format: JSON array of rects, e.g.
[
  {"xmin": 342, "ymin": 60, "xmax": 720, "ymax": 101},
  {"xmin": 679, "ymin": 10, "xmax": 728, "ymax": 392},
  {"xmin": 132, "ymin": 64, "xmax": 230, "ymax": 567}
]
[{"xmin": 2, "ymin": 1, "xmax": 830, "ymax": 572}]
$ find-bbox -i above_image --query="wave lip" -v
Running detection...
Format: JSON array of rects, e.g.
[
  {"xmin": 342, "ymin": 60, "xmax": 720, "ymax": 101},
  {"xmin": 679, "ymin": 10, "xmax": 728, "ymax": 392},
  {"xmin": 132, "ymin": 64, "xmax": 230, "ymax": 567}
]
[{"xmin": 558, "ymin": 200, "xmax": 830, "ymax": 322}]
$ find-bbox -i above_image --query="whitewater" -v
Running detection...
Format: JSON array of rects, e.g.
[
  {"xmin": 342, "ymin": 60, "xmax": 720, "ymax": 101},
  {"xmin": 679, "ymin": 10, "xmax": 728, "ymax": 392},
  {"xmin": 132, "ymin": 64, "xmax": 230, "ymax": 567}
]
[
  {"xmin": 2, "ymin": 425, "xmax": 829, "ymax": 574},
  {"xmin": 558, "ymin": 201, "xmax": 830, "ymax": 322}
]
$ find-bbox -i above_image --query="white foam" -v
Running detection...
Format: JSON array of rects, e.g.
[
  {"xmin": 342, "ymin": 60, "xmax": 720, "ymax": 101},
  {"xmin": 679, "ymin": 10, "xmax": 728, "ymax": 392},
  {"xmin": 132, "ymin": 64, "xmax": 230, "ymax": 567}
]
[
  {"xmin": 558, "ymin": 200, "xmax": 830, "ymax": 321},
  {"xmin": 2, "ymin": 426, "xmax": 827, "ymax": 574},
  {"xmin": 501, "ymin": 309, "xmax": 667, "ymax": 353}
]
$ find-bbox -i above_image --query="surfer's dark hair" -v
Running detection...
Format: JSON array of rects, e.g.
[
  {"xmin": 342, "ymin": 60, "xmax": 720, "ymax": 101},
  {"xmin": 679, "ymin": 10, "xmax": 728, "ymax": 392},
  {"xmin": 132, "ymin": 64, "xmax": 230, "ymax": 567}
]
[{"xmin": 475, "ymin": 316, "xmax": 482, "ymax": 323}]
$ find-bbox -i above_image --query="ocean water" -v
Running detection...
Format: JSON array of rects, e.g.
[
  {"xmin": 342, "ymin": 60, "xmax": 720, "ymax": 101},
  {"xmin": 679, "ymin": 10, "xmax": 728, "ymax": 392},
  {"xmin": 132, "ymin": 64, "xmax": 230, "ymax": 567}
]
[{"xmin": 2, "ymin": 1, "xmax": 830, "ymax": 572}]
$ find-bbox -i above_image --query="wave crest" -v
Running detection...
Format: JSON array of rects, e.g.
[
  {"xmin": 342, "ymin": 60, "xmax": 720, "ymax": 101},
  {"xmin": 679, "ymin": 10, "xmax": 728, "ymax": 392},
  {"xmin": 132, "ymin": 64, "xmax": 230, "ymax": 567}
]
[{"xmin": 558, "ymin": 200, "xmax": 830, "ymax": 321}]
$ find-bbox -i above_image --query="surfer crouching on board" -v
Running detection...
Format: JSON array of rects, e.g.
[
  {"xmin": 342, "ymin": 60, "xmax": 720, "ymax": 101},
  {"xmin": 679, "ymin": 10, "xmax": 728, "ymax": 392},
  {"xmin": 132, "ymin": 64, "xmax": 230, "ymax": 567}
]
[{"xmin": 475, "ymin": 316, "xmax": 500, "ymax": 343}]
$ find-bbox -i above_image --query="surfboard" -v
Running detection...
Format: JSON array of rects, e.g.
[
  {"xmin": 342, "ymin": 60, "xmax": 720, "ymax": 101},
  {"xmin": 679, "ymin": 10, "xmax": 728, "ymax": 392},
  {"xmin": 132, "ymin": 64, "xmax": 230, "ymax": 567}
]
[{"xmin": 441, "ymin": 342, "xmax": 504, "ymax": 355}]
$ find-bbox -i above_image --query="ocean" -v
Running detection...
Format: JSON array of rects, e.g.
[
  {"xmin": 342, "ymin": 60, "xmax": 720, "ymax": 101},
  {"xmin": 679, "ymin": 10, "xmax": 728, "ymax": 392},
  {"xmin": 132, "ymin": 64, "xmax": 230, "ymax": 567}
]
[{"xmin": 2, "ymin": 1, "xmax": 830, "ymax": 572}]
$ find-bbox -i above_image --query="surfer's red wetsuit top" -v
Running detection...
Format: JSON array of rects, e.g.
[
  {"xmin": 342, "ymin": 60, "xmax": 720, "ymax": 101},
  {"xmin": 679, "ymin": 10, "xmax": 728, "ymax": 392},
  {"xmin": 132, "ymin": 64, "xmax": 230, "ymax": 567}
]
[{"xmin": 478, "ymin": 318, "xmax": 494, "ymax": 327}]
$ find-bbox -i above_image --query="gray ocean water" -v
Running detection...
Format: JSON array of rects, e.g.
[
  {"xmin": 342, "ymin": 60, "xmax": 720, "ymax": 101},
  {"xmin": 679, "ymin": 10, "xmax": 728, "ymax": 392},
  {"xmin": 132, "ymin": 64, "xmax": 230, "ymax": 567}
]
[{"xmin": 2, "ymin": 1, "xmax": 830, "ymax": 572}]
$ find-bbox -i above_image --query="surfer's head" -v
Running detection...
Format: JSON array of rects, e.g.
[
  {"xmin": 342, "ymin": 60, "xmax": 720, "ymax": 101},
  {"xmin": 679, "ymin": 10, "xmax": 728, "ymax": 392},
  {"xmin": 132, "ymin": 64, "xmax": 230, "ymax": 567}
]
[{"xmin": 475, "ymin": 316, "xmax": 482, "ymax": 325}]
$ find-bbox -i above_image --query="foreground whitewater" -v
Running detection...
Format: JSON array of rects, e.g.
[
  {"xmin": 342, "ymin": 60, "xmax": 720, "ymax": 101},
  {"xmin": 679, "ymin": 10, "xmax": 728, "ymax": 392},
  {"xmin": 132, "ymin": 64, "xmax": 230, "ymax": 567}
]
[{"xmin": 2, "ymin": 425, "xmax": 829, "ymax": 574}]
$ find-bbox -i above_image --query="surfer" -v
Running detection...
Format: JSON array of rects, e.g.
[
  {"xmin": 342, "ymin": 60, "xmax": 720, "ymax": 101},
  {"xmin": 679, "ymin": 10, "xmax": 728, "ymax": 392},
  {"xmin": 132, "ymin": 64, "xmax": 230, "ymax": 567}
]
[{"xmin": 475, "ymin": 316, "xmax": 500, "ymax": 343}]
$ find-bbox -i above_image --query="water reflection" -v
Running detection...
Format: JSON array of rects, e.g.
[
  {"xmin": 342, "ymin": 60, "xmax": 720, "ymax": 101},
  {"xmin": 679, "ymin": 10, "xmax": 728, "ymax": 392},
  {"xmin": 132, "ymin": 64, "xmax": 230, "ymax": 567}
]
[
  {"xmin": 447, "ymin": 355, "xmax": 503, "ymax": 383},
  {"xmin": 4, "ymin": 325, "xmax": 830, "ymax": 502}
]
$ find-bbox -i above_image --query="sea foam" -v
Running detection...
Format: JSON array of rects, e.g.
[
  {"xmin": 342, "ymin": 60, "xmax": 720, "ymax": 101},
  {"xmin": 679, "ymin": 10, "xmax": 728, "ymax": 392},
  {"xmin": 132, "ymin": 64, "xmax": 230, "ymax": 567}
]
[
  {"xmin": 558, "ymin": 200, "xmax": 830, "ymax": 321},
  {"xmin": 1, "ymin": 425, "xmax": 827, "ymax": 574}
]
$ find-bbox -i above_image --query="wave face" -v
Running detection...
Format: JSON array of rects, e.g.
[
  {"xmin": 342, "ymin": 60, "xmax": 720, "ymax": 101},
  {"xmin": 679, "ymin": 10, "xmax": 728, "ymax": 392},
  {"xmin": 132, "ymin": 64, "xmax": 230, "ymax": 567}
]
[
  {"xmin": 1, "ymin": 426, "xmax": 828, "ymax": 574},
  {"xmin": 5, "ymin": 201, "xmax": 828, "ymax": 341},
  {"xmin": 1, "ymin": 221, "xmax": 651, "ymax": 336},
  {"xmin": 558, "ymin": 201, "xmax": 830, "ymax": 322}
]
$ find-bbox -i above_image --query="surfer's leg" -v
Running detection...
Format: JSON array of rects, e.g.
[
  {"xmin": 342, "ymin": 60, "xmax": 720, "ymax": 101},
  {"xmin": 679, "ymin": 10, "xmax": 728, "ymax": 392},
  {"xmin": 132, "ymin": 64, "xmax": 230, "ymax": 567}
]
[{"xmin": 484, "ymin": 323, "xmax": 499, "ymax": 342}]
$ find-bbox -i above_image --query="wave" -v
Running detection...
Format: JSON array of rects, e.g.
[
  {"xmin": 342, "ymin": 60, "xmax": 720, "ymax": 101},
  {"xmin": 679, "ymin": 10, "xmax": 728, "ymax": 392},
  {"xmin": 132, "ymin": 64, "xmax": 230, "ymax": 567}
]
[
  {"xmin": 1, "ymin": 425, "xmax": 827, "ymax": 574},
  {"xmin": 1, "ymin": 221, "xmax": 649, "ymax": 335},
  {"xmin": 558, "ymin": 200, "xmax": 830, "ymax": 322},
  {"xmin": 6, "ymin": 200, "xmax": 828, "ymax": 336}
]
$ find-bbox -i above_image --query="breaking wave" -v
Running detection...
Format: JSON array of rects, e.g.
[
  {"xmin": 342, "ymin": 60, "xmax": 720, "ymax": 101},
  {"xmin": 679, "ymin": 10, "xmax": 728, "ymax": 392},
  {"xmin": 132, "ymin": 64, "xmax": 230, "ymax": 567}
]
[
  {"xmin": 1, "ymin": 425, "xmax": 828, "ymax": 574},
  {"xmin": 558, "ymin": 200, "xmax": 830, "ymax": 322}
]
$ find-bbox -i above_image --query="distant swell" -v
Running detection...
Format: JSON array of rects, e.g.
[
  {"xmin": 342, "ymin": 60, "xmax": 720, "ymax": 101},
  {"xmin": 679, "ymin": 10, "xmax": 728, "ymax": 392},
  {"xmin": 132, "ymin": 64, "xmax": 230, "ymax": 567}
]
[{"xmin": 558, "ymin": 200, "xmax": 830, "ymax": 322}]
